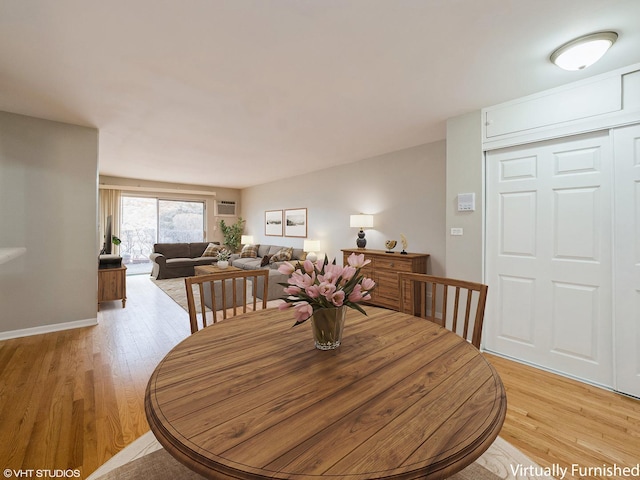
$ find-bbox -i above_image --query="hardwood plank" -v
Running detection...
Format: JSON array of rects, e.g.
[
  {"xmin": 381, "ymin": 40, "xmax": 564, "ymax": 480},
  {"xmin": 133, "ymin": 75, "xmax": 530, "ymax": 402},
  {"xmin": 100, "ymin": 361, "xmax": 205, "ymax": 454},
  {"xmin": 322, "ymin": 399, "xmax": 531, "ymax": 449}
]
[{"xmin": 486, "ymin": 353, "xmax": 640, "ymax": 480}]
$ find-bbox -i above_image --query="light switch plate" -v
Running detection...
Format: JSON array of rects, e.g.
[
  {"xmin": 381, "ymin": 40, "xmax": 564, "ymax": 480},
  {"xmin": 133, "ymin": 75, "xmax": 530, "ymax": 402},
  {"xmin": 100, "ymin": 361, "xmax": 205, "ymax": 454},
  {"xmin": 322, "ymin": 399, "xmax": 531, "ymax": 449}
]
[{"xmin": 451, "ymin": 228, "xmax": 463, "ymax": 236}]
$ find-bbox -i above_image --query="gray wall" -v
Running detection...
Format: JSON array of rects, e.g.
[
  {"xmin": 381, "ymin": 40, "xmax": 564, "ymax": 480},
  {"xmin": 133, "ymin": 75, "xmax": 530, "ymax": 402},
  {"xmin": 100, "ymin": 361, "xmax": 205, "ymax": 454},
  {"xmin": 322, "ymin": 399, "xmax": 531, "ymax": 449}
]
[
  {"xmin": 0, "ymin": 111, "xmax": 98, "ymax": 337},
  {"xmin": 445, "ymin": 111, "xmax": 483, "ymax": 282},
  {"xmin": 241, "ymin": 141, "xmax": 446, "ymax": 273}
]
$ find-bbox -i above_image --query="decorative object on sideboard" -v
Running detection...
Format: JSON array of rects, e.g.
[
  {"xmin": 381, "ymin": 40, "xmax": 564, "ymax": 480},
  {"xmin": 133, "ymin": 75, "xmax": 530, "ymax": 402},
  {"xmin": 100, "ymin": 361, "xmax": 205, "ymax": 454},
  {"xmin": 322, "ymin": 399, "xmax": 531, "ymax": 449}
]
[
  {"xmin": 400, "ymin": 233, "xmax": 408, "ymax": 254},
  {"xmin": 303, "ymin": 239, "xmax": 320, "ymax": 263},
  {"xmin": 385, "ymin": 240, "xmax": 397, "ymax": 253},
  {"xmin": 350, "ymin": 214, "xmax": 374, "ymax": 249}
]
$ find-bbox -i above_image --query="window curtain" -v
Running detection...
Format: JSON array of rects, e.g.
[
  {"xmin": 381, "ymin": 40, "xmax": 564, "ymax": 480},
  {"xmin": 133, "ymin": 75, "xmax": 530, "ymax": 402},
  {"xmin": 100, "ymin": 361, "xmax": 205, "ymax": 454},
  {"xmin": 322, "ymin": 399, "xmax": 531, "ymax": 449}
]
[{"xmin": 98, "ymin": 188, "xmax": 121, "ymax": 255}]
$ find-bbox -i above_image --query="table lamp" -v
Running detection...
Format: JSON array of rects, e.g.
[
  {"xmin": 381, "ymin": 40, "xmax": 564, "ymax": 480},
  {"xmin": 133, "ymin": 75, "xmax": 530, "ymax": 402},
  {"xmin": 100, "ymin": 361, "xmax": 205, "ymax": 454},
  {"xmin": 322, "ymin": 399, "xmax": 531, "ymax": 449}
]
[
  {"xmin": 350, "ymin": 214, "xmax": 374, "ymax": 249},
  {"xmin": 303, "ymin": 239, "xmax": 320, "ymax": 262},
  {"xmin": 241, "ymin": 235, "xmax": 254, "ymax": 245}
]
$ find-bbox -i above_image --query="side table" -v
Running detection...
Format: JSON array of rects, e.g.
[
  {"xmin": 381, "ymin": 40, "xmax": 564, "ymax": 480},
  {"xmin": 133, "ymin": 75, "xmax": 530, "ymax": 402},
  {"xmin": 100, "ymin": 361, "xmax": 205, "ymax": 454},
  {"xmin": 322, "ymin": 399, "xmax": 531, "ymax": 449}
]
[{"xmin": 98, "ymin": 265, "xmax": 127, "ymax": 310}]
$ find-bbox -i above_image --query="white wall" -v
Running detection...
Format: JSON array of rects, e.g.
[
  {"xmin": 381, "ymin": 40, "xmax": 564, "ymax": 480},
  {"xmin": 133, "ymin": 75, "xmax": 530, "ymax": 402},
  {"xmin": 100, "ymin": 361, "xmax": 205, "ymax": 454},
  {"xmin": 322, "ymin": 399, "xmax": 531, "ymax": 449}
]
[
  {"xmin": 0, "ymin": 111, "xmax": 99, "ymax": 338},
  {"xmin": 241, "ymin": 141, "xmax": 446, "ymax": 273},
  {"xmin": 445, "ymin": 111, "xmax": 484, "ymax": 282}
]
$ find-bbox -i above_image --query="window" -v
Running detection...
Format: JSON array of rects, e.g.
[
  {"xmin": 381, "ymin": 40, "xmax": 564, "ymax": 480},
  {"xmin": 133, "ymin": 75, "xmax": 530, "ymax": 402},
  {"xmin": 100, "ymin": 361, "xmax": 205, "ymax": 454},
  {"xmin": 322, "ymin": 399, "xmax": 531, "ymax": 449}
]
[
  {"xmin": 158, "ymin": 200, "xmax": 205, "ymax": 243},
  {"xmin": 120, "ymin": 196, "xmax": 205, "ymax": 274}
]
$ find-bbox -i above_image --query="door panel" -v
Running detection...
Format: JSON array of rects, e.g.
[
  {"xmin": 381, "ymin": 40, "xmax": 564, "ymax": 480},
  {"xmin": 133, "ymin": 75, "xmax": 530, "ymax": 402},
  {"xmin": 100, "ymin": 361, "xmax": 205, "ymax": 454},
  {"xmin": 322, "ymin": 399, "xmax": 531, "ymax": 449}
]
[
  {"xmin": 613, "ymin": 124, "xmax": 640, "ymax": 398},
  {"xmin": 486, "ymin": 131, "xmax": 613, "ymax": 387}
]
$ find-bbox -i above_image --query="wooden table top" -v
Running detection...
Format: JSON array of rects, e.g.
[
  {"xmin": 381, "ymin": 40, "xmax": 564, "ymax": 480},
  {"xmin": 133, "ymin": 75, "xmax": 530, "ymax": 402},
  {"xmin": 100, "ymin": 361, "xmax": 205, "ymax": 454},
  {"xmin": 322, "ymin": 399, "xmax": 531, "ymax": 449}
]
[
  {"xmin": 145, "ymin": 306, "xmax": 506, "ymax": 480},
  {"xmin": 194, "ymin": 264, "xmax": 242, "ymax": 275}
]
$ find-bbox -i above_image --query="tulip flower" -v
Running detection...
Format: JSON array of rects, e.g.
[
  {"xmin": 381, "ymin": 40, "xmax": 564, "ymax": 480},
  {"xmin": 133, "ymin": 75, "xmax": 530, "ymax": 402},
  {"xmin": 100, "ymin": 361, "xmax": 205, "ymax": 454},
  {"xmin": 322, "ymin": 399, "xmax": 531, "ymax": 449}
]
[{"xmin": 278, "ymin": 254, "xmax": 375, "ymax": 327}]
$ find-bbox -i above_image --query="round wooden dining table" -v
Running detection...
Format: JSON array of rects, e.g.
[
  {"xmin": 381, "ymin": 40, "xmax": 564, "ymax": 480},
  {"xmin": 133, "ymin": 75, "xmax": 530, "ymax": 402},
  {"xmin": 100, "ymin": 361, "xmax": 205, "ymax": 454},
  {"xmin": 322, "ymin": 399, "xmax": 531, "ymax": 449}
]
[{"xmin": 145, "ymin": 306, "xmax": 506, "ymax": 480}]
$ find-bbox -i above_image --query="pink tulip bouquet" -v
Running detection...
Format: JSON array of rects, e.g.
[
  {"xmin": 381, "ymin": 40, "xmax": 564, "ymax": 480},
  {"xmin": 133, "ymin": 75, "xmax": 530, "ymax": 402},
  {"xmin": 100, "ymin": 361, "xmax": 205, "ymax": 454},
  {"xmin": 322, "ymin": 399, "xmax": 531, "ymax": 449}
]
[{"xmin": 278, "ymin": 253, "xmax": 376, "ymax": 326}]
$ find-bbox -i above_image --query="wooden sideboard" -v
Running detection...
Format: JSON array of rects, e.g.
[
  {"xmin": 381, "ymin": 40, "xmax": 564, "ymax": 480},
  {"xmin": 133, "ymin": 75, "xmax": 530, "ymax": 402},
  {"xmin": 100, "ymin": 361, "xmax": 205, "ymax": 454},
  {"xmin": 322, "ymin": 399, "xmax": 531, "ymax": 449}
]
[
  {"xmin": 342, "ymin": 249, "xmax": 429, "ymax": 311},
  {"xmin": 98, "ymin": 265, "xmax": 127, "ymax": 310}
]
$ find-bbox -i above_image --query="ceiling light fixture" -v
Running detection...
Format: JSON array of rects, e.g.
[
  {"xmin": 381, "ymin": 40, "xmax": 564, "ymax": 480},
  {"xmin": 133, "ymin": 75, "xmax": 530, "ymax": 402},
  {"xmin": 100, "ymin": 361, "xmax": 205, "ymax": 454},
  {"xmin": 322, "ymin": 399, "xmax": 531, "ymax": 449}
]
[{"xmin": 550, "ymin": 31, "xmax": 618, "ymax": 71}]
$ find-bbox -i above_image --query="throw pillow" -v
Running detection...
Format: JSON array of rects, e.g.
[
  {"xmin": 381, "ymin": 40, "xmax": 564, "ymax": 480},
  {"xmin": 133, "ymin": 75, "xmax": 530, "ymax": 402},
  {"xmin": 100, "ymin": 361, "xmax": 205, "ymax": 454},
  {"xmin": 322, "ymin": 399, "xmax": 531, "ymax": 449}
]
[
  {"xmin": 240, "ymin": 244, "xmax": 258, "ymax": 258},
  {"xmin": 270, "ymin": 247, "xmax": 293, "ymax": 263},
  {"xmin": 202, "ymin": 243, "xmax": 222, "ymax": 257},
  {"xmin": 260, "ymin": 254, "xmax": 273, "ymax": 267}
]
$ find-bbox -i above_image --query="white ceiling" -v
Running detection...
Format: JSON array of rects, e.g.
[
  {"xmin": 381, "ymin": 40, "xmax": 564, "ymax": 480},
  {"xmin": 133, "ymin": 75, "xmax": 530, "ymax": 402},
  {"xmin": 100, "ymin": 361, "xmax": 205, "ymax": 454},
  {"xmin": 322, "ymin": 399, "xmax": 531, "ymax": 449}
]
[{"xmin": 2, "ymin": 1, "xmax": 640, "ymax": 189}]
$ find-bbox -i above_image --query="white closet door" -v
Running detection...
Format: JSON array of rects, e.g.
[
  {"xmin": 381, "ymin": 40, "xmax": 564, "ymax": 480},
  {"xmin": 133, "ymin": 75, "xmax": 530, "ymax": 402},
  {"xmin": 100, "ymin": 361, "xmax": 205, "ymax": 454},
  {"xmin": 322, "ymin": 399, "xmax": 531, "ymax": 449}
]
[
  {"xmin": 613, "ymin": 124, "xmax": 640, "ymax": 398},
  {"xmin": 485, "ymin": 131, "xmax": 613, "ymax": 387}
]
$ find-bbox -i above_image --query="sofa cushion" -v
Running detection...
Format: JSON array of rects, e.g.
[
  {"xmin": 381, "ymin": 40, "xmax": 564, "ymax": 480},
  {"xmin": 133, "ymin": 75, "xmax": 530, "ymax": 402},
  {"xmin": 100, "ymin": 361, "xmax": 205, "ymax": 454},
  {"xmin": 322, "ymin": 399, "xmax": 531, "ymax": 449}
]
[
  {"xmin": 270, "ymin": 247, "xmax": 293, "ymax": 263},
  {"xmin": 257, "ymin": 244, "xmax": 272, "ymax": 257},
  {"xmin": 260, "ymin": 255, "xmax": 272, "ymax": 267},
  {"xmin": 240, "ymin": 244, "xmax": 259, "ymax": 258},
  {"xmin": 154, "ymin": 243, "xmax": 190, "ymax": 258},
  {"xmin": 232, "ymin": 257, "xmax": 263, "ymax": 270},
  {"xmin": 202, "ymin": 243, "xmax": 223, "ymax": 257},
  {"xmin": 189, "ymin": 242, "xmax": 212, "ymax": 258},
  {"xmin": 166, "ymin": 258, "xmax": 201, "ymax": 268}
]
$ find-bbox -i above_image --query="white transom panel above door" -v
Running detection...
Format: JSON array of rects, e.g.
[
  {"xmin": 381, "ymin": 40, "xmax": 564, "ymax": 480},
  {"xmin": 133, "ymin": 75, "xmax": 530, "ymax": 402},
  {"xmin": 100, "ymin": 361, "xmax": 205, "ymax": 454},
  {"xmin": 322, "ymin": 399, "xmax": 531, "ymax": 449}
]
[{"xmin": 485, "ymin": 131, "xmax": 613, "ymax": 387}]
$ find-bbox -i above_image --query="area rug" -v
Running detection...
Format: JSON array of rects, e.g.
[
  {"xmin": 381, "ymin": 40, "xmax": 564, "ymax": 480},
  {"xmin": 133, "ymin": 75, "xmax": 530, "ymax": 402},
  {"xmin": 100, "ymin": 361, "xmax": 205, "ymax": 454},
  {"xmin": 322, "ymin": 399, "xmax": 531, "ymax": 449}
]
[
  {"xmin": 87, "ymin": 431, "xmax": 554, "ymax": 480},
  {"xmin": 151, "ymin": 277, "xmax": 283, "ymax": 323},
  {"xmin": 151, "ymin": 277, "xmax": 194, "ymax": 312}
]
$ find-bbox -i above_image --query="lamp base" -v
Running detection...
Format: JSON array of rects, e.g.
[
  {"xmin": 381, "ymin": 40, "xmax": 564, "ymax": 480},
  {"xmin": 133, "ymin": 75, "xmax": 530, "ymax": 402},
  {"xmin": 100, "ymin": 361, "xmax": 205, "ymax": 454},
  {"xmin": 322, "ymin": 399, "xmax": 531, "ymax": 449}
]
[{"xmin": 356, "ymin": 230, "xmax": 367, "ymax": 249}]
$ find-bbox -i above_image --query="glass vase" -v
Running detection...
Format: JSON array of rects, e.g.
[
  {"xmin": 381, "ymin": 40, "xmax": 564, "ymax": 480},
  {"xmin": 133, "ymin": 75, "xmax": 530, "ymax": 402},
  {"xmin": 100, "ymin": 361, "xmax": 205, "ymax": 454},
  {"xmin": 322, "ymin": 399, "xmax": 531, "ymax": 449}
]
[{"xmin": 310, "ymin": 307, "xmax": 347, "ymax": 350}]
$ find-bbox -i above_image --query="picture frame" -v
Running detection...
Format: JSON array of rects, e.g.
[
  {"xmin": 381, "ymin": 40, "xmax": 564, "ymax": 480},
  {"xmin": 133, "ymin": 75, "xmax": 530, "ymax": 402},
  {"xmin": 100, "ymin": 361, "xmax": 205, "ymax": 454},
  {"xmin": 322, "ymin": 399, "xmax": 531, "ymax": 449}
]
[
  {"xmin": 265, "ymin": 210, "xmax": 283, "ymax": 236},
  {"xmin": 284, "ymin": 208, "xmax": 307, "ymax": 238}
]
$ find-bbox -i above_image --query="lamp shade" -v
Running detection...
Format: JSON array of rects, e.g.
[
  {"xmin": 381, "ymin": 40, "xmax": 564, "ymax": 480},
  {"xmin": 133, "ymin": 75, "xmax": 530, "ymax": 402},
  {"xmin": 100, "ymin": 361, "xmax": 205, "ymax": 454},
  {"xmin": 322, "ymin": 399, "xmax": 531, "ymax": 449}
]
[
  {"xmin": 350, "ymin": 214, "xmax": 374, "ymax": 229},
  {"xmin": 303, "ymin": 239, "xmax": 320, "ymax": 252},
  {"xmin": 551, "ymin": 31, "xmax": 617, "ymax": 71},
  {"xmin": 240, "ymin": 235, "xmax": 254, "ymax": 245}
]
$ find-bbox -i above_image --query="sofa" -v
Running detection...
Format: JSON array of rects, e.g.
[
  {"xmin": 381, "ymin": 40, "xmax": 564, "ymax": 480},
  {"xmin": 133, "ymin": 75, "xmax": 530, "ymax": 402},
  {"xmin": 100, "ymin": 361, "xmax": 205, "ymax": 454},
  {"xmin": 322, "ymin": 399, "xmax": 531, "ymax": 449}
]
[
  {"xmin": 150, "ymin": 242, "xmax": 222, "ymax": 280},
  {"xmin": 230, "ymin": 244, "xmax": 306, "ymax": 301}
]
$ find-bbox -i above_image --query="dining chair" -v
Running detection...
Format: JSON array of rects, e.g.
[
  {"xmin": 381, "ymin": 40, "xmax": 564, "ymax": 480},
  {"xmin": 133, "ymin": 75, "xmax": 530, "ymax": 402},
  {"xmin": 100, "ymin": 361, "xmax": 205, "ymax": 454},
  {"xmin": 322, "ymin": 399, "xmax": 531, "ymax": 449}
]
[
  {"xmin": 398, "ymin": 273, "xmax": 488, "ymax": 349},
  {"xmin": 184, "ymin": 269, "xmax": 269, "ymax": 333}
]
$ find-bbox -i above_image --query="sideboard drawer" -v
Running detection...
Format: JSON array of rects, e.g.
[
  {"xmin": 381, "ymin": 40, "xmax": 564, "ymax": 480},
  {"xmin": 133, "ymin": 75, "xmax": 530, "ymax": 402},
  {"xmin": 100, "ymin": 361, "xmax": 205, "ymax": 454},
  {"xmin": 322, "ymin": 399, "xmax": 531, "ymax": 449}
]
[
  {"xmin": 342, "ymin": 249, "xmax": 429, "ymax": 311},
  {"xmin": 373, "ymin": 256, "xmax": 414, "ymax": 272}
]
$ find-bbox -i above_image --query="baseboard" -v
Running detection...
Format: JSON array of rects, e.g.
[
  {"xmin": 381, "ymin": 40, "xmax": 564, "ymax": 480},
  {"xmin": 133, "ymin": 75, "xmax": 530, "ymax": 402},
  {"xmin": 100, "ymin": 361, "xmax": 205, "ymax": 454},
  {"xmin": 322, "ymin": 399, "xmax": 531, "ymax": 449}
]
[{"xmin": 0, "ymin": 317, "xmax": 98, "ymax": 341}]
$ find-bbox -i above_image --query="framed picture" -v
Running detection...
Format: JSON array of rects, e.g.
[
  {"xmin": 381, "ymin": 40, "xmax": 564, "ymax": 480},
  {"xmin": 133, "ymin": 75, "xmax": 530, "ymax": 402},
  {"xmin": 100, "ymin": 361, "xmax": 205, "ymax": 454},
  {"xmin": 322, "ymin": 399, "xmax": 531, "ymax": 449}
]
[
  {"xmin": 265, "ymin": 210, "xmax": 283, "ymax": 236},
  {"xmin": 284, "ymin": 208, "xmax": 307, "ymax": 238}
]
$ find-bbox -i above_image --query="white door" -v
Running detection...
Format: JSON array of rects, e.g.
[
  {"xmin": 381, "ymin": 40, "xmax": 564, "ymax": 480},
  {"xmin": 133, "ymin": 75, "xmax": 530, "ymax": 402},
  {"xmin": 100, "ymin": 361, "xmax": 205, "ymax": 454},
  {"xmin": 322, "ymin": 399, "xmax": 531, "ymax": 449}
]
[
  {"xmin": 485, "ymin": 131, "xmax": 613, "ymax": 387},
  {"xmin": 613, "ymin": 124, "xmax": 640, "ymax": 398}
]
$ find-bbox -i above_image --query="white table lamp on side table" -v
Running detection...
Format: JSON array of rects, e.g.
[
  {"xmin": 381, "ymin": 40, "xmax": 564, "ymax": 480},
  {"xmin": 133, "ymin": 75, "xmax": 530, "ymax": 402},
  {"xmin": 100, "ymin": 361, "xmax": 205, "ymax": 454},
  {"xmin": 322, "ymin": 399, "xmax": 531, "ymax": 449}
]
[{"xmin": 303, "ymin": 240, "xmax": 320, "ymax": 263}]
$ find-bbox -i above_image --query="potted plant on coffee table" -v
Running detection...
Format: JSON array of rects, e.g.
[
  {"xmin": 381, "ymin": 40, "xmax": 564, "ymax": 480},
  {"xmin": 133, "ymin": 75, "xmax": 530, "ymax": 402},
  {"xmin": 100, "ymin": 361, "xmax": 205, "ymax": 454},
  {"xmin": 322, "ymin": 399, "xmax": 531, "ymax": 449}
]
[{"xmin": 217, "ymin": 249, "xmax": 231, "ymax": 269}]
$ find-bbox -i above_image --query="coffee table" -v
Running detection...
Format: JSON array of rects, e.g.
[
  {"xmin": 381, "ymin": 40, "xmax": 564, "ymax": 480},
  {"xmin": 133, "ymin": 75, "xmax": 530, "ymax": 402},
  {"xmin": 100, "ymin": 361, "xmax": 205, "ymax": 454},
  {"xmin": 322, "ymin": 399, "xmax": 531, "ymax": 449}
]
[
  {"xmin": 146, "ymin": 306, "xmax": 506, "ymax": 479},
  {"xmin": 194, "ymin": 264, "xmax": 242, "ymax": 275}
]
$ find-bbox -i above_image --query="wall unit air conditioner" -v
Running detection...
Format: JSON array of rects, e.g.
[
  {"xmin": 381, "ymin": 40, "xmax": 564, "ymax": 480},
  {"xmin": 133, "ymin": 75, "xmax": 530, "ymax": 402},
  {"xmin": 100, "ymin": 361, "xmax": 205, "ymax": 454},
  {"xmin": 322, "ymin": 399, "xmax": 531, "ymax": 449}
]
[{"xmin": 216, "ymin": 200, "xmax": 237, "ymax": 216}]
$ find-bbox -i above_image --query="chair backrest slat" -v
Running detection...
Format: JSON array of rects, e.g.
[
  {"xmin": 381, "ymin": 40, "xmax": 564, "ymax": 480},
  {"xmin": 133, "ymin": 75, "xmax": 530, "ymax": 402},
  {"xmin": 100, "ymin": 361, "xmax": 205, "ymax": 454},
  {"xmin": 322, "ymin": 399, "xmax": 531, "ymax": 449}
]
[
  {"xmin": 398, "ymin": 273, "xmax": 488, "ymax": 349},
  {"xmin": 184, "ymin": 269, "xmax": 269, "ymax": 334}
]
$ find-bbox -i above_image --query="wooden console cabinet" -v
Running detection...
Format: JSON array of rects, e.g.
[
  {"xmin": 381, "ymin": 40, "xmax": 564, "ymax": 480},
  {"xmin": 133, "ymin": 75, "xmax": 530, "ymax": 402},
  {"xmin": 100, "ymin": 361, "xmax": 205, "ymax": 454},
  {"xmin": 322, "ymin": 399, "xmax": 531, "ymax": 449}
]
[
  {"xmin": 342, "ymin": 249, "xmax": 429, "ymax": 311},
  {"xmin": 98, "ymin": 266, "xmax": 127, "ymax": 310}
]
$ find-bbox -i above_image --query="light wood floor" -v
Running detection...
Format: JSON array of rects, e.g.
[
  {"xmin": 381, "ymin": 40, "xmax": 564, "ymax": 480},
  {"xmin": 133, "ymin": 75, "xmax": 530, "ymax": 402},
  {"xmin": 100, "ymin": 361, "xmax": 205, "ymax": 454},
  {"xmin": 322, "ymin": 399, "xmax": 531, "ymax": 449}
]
[{"xmin": 0, "ymin": 275, "xmax": 638, "ymax": 479}]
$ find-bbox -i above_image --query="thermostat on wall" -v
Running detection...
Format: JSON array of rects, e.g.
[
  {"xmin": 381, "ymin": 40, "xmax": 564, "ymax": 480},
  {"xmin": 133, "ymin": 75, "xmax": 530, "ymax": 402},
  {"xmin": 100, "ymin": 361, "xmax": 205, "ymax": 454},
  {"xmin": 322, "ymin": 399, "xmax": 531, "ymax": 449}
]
[{"xmin": 457, "ymin": 193, "xmax": 475, "ymax": 212}]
